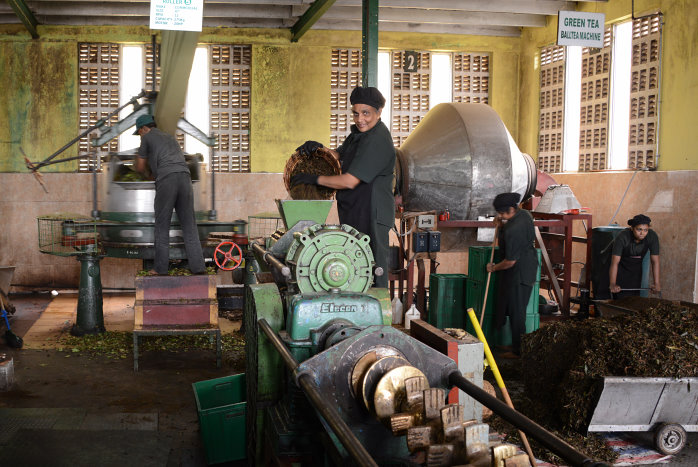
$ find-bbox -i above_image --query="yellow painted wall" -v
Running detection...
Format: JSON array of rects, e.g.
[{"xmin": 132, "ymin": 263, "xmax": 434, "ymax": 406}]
[
  {"xmin": 518, "ymin": 0, "xmax": 698, "ymax": 171},
  {"xmin": 0, "ymin": 40, "xmax": 77, "ymax": 172},
  {"xmin": 0, "ymin": 25, "xmax": 522, "ymax": 173}
]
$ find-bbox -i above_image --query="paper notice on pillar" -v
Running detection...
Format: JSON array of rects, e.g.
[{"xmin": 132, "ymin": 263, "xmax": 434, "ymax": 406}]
[
  {"xmin": 557, "ymin": 11, "xmax": 605, "ymax": 48},
  {"xmin": 150, "ymin": 0, "xmax": 204, "ymax": 32}
]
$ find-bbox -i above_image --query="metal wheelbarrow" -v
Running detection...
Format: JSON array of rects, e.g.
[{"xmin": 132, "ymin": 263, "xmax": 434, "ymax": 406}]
[{"xmin": 587, "ymin": 376, "xmax": 698, "ymax": 455}]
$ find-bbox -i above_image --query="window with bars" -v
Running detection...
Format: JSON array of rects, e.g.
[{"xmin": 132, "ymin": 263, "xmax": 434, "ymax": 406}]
[
  {"xmin": 78, "ymin": 43, "xmax": 120, "ymax": 172},
  {"xmin": 452, "ymin": 52, "xmax": 490, "ymax": 104},
  {"xmin": 628, "ymin": 15, "xmax": 661, "ymax": 169},
  {"xmin": 579, "ymin": 28, "xmax": 612, "ymax": 172},
  {"xmin": 537, "ymin": 13, "xmax": 662, "ymax": 172},
  {"xmin": 77, "ymin": 42, "xmax": 252, "ymax": 173},
  {"xmin": 209, "ymin": 45, "xmax": 251, "ymax": 173},
  {"xmin": 330, "ymin": 49, "xmax": 362, "ymax": 149},
  {"xmin": 538, "ymin": 45, "xmax": 565, "ymax": 173},
  {"xmin": 329, "ymin": 49, "xmax": 492, "ymax": 149}
]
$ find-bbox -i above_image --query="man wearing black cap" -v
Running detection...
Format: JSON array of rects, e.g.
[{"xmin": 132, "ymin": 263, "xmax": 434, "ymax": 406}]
[
  {"xmin": 134, "ymin": 114, "xmax": 205, "ymax": 275},
  {"xmin": 609, "ymin": 214, "xmax": 660, "ymax": 298},
  {"xmin": 486, "ymin": 192, "xmax": 538, "ymax": 358},
  {"xmin": 291, "ymin": 86, "xmax": 395, "ymax": 288}
]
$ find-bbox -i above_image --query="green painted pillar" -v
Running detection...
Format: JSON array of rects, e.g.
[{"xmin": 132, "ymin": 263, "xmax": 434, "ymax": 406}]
[
  {"xmin": 361, "ymin": 0, "xmax": 379, "ymax": 87},
  {"xmin": 71, "ymin": 254, "xmax": 105, "ymax": 336}
]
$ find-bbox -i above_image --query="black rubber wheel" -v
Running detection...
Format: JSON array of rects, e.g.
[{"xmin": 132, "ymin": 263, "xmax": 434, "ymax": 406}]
[{"xmin": 654, "ymin": 423, "xmax": 687, "ymax": 455}]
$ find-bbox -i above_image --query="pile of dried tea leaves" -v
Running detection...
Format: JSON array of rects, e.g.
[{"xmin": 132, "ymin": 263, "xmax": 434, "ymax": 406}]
[
  {"xmin": 136, "ymin": 266, "xmax": 218, "ymax": 276},
  {"xmin": 521, "ymin": 298, "xmax": 698, "ymax": 434},
  {"xmin": 56, "ymin": 330, "xmax": 246, "ymax": 370},
  {"xmin": 486, "ymin": 404, "xmax": 618, "ymax": 465},
  {"xmin": 287, "ymin": 151, "xmax": 339, "ymax": 200}
]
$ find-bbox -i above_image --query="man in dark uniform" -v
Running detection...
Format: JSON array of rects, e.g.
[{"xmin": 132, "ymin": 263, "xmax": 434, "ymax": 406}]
[
  {"xmin": 291, "ymin": 86, "xmax": 395, "ymax": 288},
  {"xmin": 609, "ymin": 214, "xmax": 660, "ymax": 298},
  {"xmin": 134, "ymin": 114, "xmax": 206, "ymax": 275},
  {"xmin": 486, "ymin": 193, "xmax": 538, "ymax": 358}
]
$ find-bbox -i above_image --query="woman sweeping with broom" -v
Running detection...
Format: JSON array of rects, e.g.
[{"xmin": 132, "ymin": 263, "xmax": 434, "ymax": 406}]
[{"xmin": 486, "ymin": 193, "xmax": 538, "ymax": 359}]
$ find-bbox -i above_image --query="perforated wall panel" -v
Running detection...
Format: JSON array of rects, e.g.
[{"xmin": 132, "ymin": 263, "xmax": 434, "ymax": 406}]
[
  {"xmin": 390, "ymin": 51, "xmax": 431, "ymax": 148},
  {"xmin": 578, "ymin": 28, "xmax": 612, "ymax": 172},
  {"xmin": 78, "ymin": 43, "xmax": 120, "ymax": 172},
  {"xmin": 628, "ymin": 14, "xmax": 661, "ymax": 169},
  {"xmin": 330, "ymin": 49, "xmax": 362, "ymax": 149},
  {"xmin": 209, "ymin": 45, "xmax": 251, "ymax": 173},
  {"xmin": 538, "ymin": 46, "xmax": 565, "ymax": 173},
  {"xmin": 452, "ymin": 53, "xmax": 490, "ymax": 105}
]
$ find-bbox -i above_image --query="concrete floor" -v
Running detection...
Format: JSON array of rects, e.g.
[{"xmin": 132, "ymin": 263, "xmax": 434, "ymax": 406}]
[
  {"xmin": 0, "ymin": 292, "xmax": 245, "ymax": 467},
  {"xmin": 0, "ymin": 292, "xmax": 696, "ymax": 466}
]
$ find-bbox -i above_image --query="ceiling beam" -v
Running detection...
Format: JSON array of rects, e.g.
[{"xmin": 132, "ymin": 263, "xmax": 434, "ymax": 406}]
[
  {"xmin": 320, "ymin": 6, "xmax": 546, "ymax": 27},
  {"xmin": 14, "ymin": 2, "xmax": 294, "ymax": 18},
  {"xmin": 291, "ymin": 0, "xmax": 336, "ymax": 42},
  {"xmin": 314, "ymin": 19, "xmax": 521, "ymax": 37},
  {"xmin": 23, "ymin": 15, "xmax": 294, "ymax": 28},
  {"xmin": 333, "ymin": 0, "xmax": 576, "ymax": 15},
  {"xmin": 7, "ymin": 0, "xmax": 39, "ymax": 38}
]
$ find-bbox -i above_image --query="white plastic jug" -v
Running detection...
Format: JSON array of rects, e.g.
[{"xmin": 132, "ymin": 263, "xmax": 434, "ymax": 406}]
[
  {"xmin": 391, "ymin": 297, "xmax": 403, "ymax": 325},
  {"xmin": 404, "ymin": 304, "xmax": 420, "ymax": 330}
]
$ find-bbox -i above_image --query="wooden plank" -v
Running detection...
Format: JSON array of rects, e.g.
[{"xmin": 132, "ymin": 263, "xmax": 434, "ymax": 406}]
[
  {"xmin": 135, "ymin": 275, "xmax": 216, "ymax": 301},
  {"xmin": 135, "ymin": 300, "xmax": 218, "ymax": 326}
]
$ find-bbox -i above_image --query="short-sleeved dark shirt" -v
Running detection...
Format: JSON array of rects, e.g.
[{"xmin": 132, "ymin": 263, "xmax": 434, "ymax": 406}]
[
  {"xmin": 500, "ymin": 209, "xmax": 539, "ymax": 286},
  {"xmin": 138, "ymin": 128, "xmax": 189, "ymax": 182},
  {"xmin": 612, "ymin": 228, "xmax": 660, "ymax": 258},
  {"xmin": 335, "ymin": 120, "xmax": 395, "ymax": 236}
]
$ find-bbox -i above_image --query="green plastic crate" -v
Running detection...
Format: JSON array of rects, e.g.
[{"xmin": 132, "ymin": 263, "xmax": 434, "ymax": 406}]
[
  {"xmin": 193, "ymin": 373, "xmax": 247, "ymax": 464},
  {"xmin": 428, "ymin": 274, "xmax": 467, "ymax": 330},
  {"xmin": 464, "ymin": 278, "xmax": 497, "ymax": 343},
  {"xmin": 468, "ymin": 246, "xmax": 542, "ymax": 284},
  {"xmin": 467, "ymin": 246, "xmax": 501, "ymax": 283}
]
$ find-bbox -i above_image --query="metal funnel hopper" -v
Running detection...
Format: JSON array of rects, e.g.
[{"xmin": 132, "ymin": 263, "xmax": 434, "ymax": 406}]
[
  {"xmin": 397, "ymin": 103, "xmax": 537, "ymax": 221},
  {"xmin": 275, "ymin": 199, "xmax": 333, "ymax": 230}
]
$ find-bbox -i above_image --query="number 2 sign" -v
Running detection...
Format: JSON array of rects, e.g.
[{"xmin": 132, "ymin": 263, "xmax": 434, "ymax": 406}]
[{"xmin": 403, "ymin": 51, "xmax": 419, "ymax": 73}]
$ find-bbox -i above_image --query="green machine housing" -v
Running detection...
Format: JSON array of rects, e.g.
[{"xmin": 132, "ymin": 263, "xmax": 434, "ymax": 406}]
[
  {"xmin": 245, "ymin": 199, "xmax": 394, "ymax": 464},
  {"xmin": 244, "ymin": 201, "xmax": 521, "ymax": 466}
]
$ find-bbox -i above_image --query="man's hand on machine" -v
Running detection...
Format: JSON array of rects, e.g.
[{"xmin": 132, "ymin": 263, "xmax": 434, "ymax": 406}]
[
  {"xmin": 296, "ymin": 140, "xmax": 323, "ymax": 156},
  {"xmin": 610, "ymin": 284, "xmax": 621, "ymax": 293},
  {"xmin": 291, "ymin": 173, "xmax": 319, "ymax": 186}
]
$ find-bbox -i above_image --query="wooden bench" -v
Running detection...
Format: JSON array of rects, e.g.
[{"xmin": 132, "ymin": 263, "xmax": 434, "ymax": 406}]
[{"xmin": 133, "ymin": 275, "xmax": 221, "ymax": 371}]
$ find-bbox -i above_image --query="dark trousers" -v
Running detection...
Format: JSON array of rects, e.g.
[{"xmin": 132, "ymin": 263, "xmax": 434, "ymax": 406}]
[
  {"xmin": 499, "ymin": 282, "xmax": 533, "ymax": 355},
  {"xmin": 370, "ymin": 222, "xmax": 391, "ymax": 288},
  {"xmin": 154, "ymin": 172, "xmax": 205, "ymax": 274}
]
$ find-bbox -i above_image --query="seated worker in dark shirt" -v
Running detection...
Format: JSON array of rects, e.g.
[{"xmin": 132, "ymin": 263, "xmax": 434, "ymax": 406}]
[
  {"xmin": 134, "ymin": 114, "xmax": 205, "ymax": 275},
  {"xmin": 609, "ymin": 214, "xmax": 660, "ymax": 298},
  {"xmin": 290, "ymin": 86, "xmax": 395, "ymax": 288}
]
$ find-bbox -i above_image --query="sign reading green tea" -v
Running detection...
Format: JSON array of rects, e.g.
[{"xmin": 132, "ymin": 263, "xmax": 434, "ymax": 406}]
[
  {"xmin": 150, "ymin": 0, "xmax": 203, "ymax": 31},
  {"xmin": 557, "ymin": 11, "xmax": 605, "ymax": 48}
]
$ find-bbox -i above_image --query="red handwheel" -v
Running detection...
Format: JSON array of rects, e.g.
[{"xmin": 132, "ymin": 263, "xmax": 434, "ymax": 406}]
[{"xmin": 214, "ymin": 241, "xmax": 243, "ymax": 270}]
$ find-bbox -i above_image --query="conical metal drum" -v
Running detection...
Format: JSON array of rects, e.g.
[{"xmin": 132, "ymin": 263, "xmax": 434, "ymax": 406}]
[{"xmin": 397, "ymin": 103, "xmax": 536, "ymax": 221}]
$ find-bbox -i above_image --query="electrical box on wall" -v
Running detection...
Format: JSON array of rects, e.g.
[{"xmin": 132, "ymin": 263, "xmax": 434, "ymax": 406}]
[
  {"xmin": 417, "ymin": 215, "xmax": 436, "ymax": 230},
  {"xmin": 413, "ymin": 231, "xmax": 428, "ymax": 253},
  {"xmin": 428, "ymin": 231, "xmax": 441, "ymax": 252}
]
